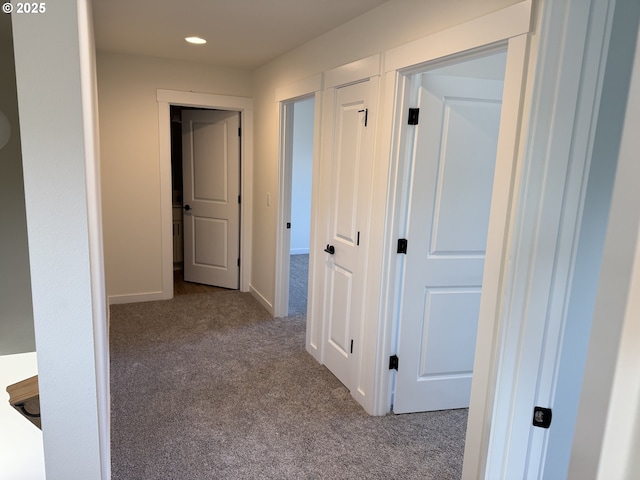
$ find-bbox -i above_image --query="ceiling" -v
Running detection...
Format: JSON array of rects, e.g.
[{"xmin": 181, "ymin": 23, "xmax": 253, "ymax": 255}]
[{"xmin": 92, "ymin": 0, "xmax": 389, "ymax": 70}]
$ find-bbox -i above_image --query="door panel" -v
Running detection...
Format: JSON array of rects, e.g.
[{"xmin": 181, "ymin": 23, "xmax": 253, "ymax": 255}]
[
  {"xmin": 323, "ymin": 80, "xmax": 375, "ymax": 390},
  {"xmin": 393, "ymin": 74, "xmax": 503, "ymax": 413},
  {"xmin": 182, "ymin": 110, "xmax": 240, "ymax": 289}
]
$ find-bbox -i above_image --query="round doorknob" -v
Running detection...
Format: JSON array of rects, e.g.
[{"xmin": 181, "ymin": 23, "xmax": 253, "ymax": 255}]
[{"xmin": 183, "ymin": 204, "xmax": 192, "ymax": 211}]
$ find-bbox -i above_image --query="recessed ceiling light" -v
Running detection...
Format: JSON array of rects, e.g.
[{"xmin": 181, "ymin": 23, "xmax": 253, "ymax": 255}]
[{"xmin": 185, "ymin": 36, "xmax": 207, "ymax": 45}]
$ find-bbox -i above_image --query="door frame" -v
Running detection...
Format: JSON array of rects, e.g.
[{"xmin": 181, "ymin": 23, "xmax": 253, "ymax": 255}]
[
  {"xmin": 391, "ymin": 57, "xmax": 508, "ymax": 414},
  {"xmin": 274, "ymin": 75, "xmax": 323, "ymax": 320},
  {"xmin": 157, "ymin": 90, "xmax": 253, "ymax": 297},
  {"xmin": 369, "ymin": 0, "xmax": 532, "ymax": 474}
]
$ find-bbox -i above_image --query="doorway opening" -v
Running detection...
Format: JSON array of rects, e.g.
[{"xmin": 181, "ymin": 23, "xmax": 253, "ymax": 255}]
[
  {"xmin": 276, "ymin": 95, "xmax": 316, "ymax": 317},
  {"xmin": 390, "ymin": 48, "xmax": 507, "ymax": 414},
  {"xmin": 157, "ymin": 89, "xmax": 253, "ymax": 301},
  {"xmin": 169, "ymin": 105, "xmax": 242, "ymax": 295}
]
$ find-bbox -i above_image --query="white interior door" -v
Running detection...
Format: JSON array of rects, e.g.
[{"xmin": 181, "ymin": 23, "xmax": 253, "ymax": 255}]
[
  {"xmin": 182, "ymin": 109, "xmax": 240, "ymax": 289},
  {"xmin": 323, "ymin": 80, "xmax": 375, "ymax": 389},
  {"xmin": 393, "ymin": 74, "xmax": 503, "ymax": 413}
]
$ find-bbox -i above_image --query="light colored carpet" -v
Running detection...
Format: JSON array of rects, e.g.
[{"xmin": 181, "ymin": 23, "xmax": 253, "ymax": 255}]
[
  {"xmin": 110, "ymin": 291, "xmax": 467, "ymax": 479},
  {"xmin": 288, "ymin": 253, "xmax": 309, "ymax": 316}
]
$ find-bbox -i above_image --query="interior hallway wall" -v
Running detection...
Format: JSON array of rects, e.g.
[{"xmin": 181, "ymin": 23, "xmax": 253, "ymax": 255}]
[
  {"xmin": 0, "ymin": 13, "xmax": 34, "ymax": 354},
  {"xmin": 97, "ymin": 52, "xmax": 252, "ymax": 299},
  {"xmin": 290, "ymin": 97, "xmax": 314, "ymax": 255}
]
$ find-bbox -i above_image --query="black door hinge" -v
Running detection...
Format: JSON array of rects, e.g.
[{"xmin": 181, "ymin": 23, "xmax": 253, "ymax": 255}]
[
  {"xmin": 238, "ymin": 127, "xmax": 242, "ymax": 136},
  {"xmin": 357, "ymin": 231, "xmax": 360, "ymax": 246},
  {"xmin": 286, "ymin": 222, "xmax": 291, "ymax": 229},
  {"xmin": 389, "ymin": 355, "xmax": 399, "ymax": 371},
  {"xmin": 350, "ymin": 339, "xmax": 354, "ymax": 354},
  {"xmin": 408, "ymin": 108, "xmax": 420, "ymax": 125},
  {"xmin": 238, "ymin": 195, "xmax": 241, "ymax": 204},
  {"xmin": 397, "ymin": 239, "xmax": 408, "ymax": 254},
  {"xmin": 237, "ymin": 258, "xmax": 241, "ymax": 267},
  {"xmin": 358, "ymin": 108, "xmax": 369, "ymax": 127}
]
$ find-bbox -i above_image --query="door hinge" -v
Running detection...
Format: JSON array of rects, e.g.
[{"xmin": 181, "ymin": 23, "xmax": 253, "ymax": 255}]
[
  {"xmin": 532, "ymin": 406, "xmax": 552, "ymax": 428},
  {"xmin": 237, "ymin": 258, "xmax": 240, "ymax": 267},
  {"xmin": 408, "ymin": 108, "xmax": 420, "ymax": 125},
  {"xmin": 397, "ymin": 238, "xmax": 408, "ymax": 254},
  {"xmin": 357, "ymin": 231, "xmax": 360, "ymax": 246},
  {"xmin": 350, "ymin": 339, "xmax": 354, "ymax": 354},
  {"xmin": 238, "ymin": 127, "xmax": 242, "ymax": 136},
  {"xmin": 238, "ymin": 195, "xmax": 241, "ymax": 204},
  {"xmin": 358, "ymin": 108, "xmax": 369, "ymax": 127},
  {"xmin": 389, "ymin": 355, "xmax": 399, "ymax": 371},
  {"xmin": 286, "ymin": 222, "xmax": 291, "ymax": 229}
]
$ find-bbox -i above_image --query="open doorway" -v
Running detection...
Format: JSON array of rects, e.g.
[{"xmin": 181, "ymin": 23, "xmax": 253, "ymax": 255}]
[
  {"xmin": 390, "ymin": 48, "xmax": 508, "ymax": 413},
  {"xmin": 276, "ymin": 95, "xmax": 316, "ymax": 317},
  {"xmin": 169, "ymin": 105, "xmax": 241, "ymax": 295},
  {"xmin": 287, "ymin": 97, "xmax": 314, "ymax": 316}
]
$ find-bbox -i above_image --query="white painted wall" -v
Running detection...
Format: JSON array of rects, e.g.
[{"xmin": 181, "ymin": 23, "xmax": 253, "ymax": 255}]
[
  {"xmin": 570, "ymin": 8, "xmax": 640, "ymax": 476},
  {"xmin": 251, "ymin": 0, "xmax": 520, "ymax": 313},
  {"xmin": 290, "ymin": 97, "xmax": 314, "ymax": 255},
  {"xmin": 0, "ymin": 353, "xmax": 44, "ymax": 479},
  {"xmin": 12, "ymin": 0, "xmax": 108, "ymax": 477},
  {"xmin": 97, "ymin": 52, "xmax": 252, "ymax": 300},
  {"xmin": 543, "ymin": 0, "xmax": 639, "ymax": 476},
  {"xmin": 0, "ymin": 13, "xmax": 33, "ymax": 355}
]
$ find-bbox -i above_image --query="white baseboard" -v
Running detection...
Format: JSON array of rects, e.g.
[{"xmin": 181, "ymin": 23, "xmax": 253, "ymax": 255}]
[
  {"xmin": 290, "ymin": 248, "xmax": 310, "ymax": 255},
  {"xmin": 108, "ymin": 290, "xmax": 172, "ymax": 305},
  {"xmin": 249, "ymin": 284, "xmax": 274, "ymax": 316}
]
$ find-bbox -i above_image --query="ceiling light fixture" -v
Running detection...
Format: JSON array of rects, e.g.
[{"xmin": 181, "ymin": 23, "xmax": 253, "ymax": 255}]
[{"xmin": 185, "ymin": 36, "xmax": 207, "ymax": 45}]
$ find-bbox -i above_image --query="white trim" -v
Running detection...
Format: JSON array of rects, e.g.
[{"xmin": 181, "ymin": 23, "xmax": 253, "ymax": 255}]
[
  {"xmin": 324, "ymin": 54, "xmax": 382, "ymax": 88},
  {"xmin": 156, "ymin": 90, "xmax": 253, "ymax": 298},
  {"xmin": 250, "ymin": 284, "xmax": 274, "ymax": 314},
  {"xmin": 305, "ymin": 93, "xmax": 324, "ymax": 360},
  {"xmin": 78, "ymin": 0, "xmax": 110, "ymax": 475},
  {"xmin": 275, "ymin": 74, "xmax": 323, "ymax": 102},
  {"xmin": 275, "ymin": 101, "xmax": 294, "ymax": 317},
  {"xmin": 384, "ymin": 1, "xmax": 532, "ymax": 73},
  {"xmin": 108, "ymin": 292, "xmax": 166, "ymax": 305},
  {"xmin": 274, "ymin": 79, "xmax": 323, "ymax": 328}
]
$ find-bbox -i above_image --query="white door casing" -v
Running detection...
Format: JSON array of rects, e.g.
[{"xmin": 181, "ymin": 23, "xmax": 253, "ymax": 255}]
[
  {"xmin": 394, "ymin": 74, "xmax": 504, "ymax": 413},
  {"xmin": 322, "ymin": 79, "xmax": 377, "ymax": 391},
  {"xmin": 182, "ymin": 109, "xmax": 240, "ymax": 289}
]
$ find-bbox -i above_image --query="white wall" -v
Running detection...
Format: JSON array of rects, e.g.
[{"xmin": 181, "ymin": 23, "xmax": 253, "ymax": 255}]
[
  {"xmin": 97, "ymin": 52, "xmax": 252, "ymax": 300},
  {"xmin": 0, "ymin": 13, "xmax": 34, "ymax": 355},
  {"xmin": 570, "ymin": 5, "xmax": 640, "ymax": 476},
  {"xmin": 251, "ymin": 0, "xmax": 520, "ymax": 310},
  {"xmin": 544, "ymin": 0, "xmax": 640, "ymax": 475},
  {"xmin": 290, "ymin": 97, "xmax": 314, "ymax": 255},
  {"xmin": 12, "ymin": 0, "xmax": 108, "ymax": 477}
]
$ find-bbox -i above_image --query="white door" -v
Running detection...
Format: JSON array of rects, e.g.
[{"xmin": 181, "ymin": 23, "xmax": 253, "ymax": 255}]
[
  {"xmin": 393, "ymin": 74, "xmax": 503, "ymax": 413},
  {"xmin": 323, "ymin": 80, "xmax": 375, "ymax": 389},
  {"xmin": 182, "ymin": 109, "xmax": 240, "ymax": 289}
]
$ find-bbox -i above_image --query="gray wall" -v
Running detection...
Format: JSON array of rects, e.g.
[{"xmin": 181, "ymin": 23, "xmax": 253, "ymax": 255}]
[{"xmin": 0, "ymin": 14, "xmax": 34, "ymax": 355}]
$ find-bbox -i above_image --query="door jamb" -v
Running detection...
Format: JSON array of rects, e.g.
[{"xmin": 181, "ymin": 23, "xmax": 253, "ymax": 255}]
[
  {"xmin": 388, "ymin": 45, "xmax": 509, "ymax": 415},
  {"xmin": 157, "ymin": 90, "xmax": 253, "ymax": 297},
  {"xmin": 370, "ymin": 2, "xmax": 532, "ymax": 477},
  {"xmin": 273, "ymin": 76, "xmax": 323, "ymax": 347}
]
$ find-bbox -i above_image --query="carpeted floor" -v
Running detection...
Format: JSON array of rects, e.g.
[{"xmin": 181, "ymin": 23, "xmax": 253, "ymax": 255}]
[
  {"xmin": 110, "ymin": 290, "xmax": 467, "ymax": 479},
  {"xmin": 288, "ymin": 254, "xmax": 309, "ymax": 316}
]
